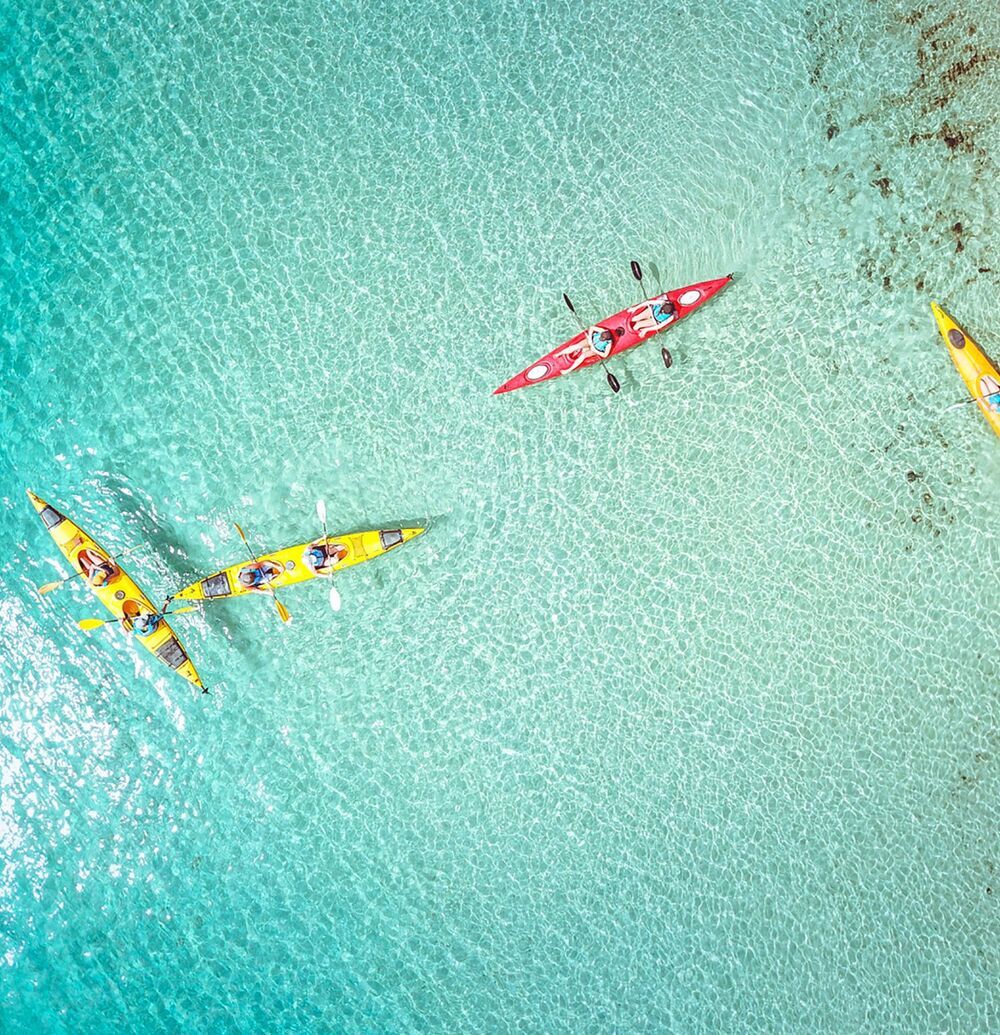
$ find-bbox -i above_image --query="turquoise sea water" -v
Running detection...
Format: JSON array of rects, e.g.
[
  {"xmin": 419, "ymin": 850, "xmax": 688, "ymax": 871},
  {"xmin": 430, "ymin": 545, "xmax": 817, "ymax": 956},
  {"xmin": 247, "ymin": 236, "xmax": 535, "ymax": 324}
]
[{"xmin": 2, "ymin": 0, "xmax": 998, "ymax": 1030}]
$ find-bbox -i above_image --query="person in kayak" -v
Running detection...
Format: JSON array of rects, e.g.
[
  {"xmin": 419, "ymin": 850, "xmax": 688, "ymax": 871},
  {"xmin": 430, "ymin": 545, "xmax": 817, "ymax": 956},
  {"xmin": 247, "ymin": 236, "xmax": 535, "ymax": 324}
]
[
  {"xmin": 118, "ymin": 599, "xmax": 161, "ymax": 636},
  {"xmin": 305, "ymin": 540, "xmax": 349, "ymax": 574},
  {"xmin": 78, "ymin": 548, "xmax": 118, "ymax": 588},
  {"xmin": 632, "ymin": 297, "xmax": 676, "ymax": 337},
  {"xmin": 559, "ymin": 325, "xmax": 617, "ymax": 373},
  {"xmin": 238, "ymin": 563, "xmax": 277, "ymax": 589},
  {"xmin": 130, "ymin": 612, "xmax": 161, "ymax": 637}
]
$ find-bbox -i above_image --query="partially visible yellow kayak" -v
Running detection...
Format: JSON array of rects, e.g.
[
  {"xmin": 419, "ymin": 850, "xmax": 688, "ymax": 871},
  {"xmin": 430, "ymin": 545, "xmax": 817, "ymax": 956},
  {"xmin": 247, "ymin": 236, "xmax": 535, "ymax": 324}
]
[
  {"xmin": 27, "ymin": 491, "xmax": 205, "ymax": 690},
  {"xmin": 170, "ymin": 527, "xmax": 425, "ymax": 603},
  {"xmin": 931, "ymin": 302, "xmax": 1000, "ymax": 439}
]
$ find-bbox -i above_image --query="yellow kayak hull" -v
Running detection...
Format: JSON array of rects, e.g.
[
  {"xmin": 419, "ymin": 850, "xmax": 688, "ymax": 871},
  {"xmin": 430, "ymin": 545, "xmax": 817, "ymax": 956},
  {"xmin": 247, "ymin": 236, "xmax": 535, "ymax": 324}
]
[
  {"xmin": 27, "ymin": 491, "xmax": 205, "ymax": 690},
  {"xmin": 170, "ymin": 527, "xmax": 425, "ymax": 603},
  {"xmin": 931, "ymin": 302, "xmax": 1000, "ymax": 439}
]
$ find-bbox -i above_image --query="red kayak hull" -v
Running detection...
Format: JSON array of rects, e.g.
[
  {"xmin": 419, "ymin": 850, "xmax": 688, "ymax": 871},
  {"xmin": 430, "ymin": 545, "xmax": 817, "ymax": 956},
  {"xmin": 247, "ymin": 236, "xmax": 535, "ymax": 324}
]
[{"xmin": 493, "ymin": 274, "xmax": 733, "ymax": 394}]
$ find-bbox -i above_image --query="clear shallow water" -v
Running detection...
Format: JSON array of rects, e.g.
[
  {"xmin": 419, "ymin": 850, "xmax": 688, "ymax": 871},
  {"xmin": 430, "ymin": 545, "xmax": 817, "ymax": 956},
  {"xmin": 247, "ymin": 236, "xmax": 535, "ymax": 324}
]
[{"xmin": 2, "ymin": 0, "xmax": 998, "ymax": 1030}]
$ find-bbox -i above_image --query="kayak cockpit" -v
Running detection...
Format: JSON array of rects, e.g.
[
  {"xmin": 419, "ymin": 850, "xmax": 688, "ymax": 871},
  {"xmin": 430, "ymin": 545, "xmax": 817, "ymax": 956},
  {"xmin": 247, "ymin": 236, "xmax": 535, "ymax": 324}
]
[
  {"xmin": 122, "ymin": 599, "xmax": 162, "ymax": 637},
  {"xmin": 77, "ymin": 547, "xmax": 121, "ymax": 588},
  {"xmin": 304, "ymin": 539, "xmax": 349, "ymax": 575},
  {"xmin": 630, "ymin": 296, "xmax": 677, "ymax": 337},
  {"xmin": 586, "ymin": 326, "xmax": 615, "ymax": 357},
  {"xmin": 237, "ymin": 559, "xmax": 283, "ymax": 589}
]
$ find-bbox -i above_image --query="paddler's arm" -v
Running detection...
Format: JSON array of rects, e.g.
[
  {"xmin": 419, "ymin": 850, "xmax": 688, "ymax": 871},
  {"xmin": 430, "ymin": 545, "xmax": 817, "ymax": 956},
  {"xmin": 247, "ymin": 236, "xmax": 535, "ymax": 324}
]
[
  {"xmin": 555, "ymin": 339, "xmax": 586, "ymax": 358},
  {"xmin": 566, "ymin": 349, "xmax": 591, "ymax": 373}
]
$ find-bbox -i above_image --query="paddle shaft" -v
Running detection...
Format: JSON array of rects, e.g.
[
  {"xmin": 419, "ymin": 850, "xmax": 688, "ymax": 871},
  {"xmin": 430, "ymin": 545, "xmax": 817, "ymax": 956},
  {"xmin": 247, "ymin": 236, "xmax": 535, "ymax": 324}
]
[
  {"xmin": 947, "ymin": 391, "xmax": 1000, "ymax": 411},
  {"xmin": 563, "ymin": 293, "xmax": 620, "ymax": 393},
  {"xmin": 632, "ymin": 262, "xmax": 677, "ymax": 370},
  {"xmin": 79, "ymin": 606, "xmax": 195, "ymax": 630},
  {"xmin": 316, "ymin": 500, "xmax": 343, "ymax": 611},
  {"xmin": 234, "ymin": 523, "xmax": 290, "ymax": 621},
  {"xmin": 39, "ymin": 543, "xmax": 142, "ymax": 594}
]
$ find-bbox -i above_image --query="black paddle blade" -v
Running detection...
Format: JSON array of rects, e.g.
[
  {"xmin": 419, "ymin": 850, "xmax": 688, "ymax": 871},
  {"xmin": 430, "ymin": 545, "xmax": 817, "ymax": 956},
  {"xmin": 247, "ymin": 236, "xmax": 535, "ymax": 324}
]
[
  {"xmin": 607, "ymin": 371, "xmax": 621, "ymax": 393},
  {"xmin": 630, "ymin": 260, "xmax": 643, "ymax": 282},
  {"xmin": 662, "ymin": 347, "xmax": 673, "ymax": 369},
  {"xmin": 562, "ymin": 292, "xmax": 576, "ymax": 314}
]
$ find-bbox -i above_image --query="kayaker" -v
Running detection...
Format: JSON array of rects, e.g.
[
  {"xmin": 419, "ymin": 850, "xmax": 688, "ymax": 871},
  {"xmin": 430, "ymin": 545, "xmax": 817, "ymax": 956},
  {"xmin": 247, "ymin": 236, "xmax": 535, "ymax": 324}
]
[
  {"xmin": 88, "ymin": 565, "xmax": 113, "ymax": 587},
  {"xmin": 632, "ymin": 298, "xmax": 676, "ymax": 337},
  {"xmin": 589, "ymin": 326, "xmax": 614, "ymax": 357},
  {"xmin": 305, "ymin": 540, "xmax": 348, "ymax": 574},
  {"xmin": 560, "ymin": 325, "xmax": 616, "ymax": 373},
  {"xmin": 80, "ymin": 549, "xmax": 117, "ymax": 588},
  {"xmin": 238, "ymin": 564, "xmax": 270, "ymax": 589},
  {"xmin": 129, "ymin": 612, "xmax": 161, "ymax": 637}
]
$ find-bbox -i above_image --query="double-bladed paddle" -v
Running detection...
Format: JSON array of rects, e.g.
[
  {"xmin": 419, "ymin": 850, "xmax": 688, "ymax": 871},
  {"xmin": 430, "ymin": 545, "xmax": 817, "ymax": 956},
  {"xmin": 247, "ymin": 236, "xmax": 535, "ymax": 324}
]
[
  {"xmin": 316, "ymin": 500, "xmax": 342, "ymax": 612},
  {"xmin": 630, "ymin": 259, "xmax": 672, "ymax": 369},
  {"xmin": 36, "ymin": 544, "xmax": 142, "ymax": 597},
  {"xmin": 78, "ymin": 606, "xmax": 197, "ymax": 631},
  {"xmin": 562, "ymin": 292, "xmax": 620, "ymax": 393},
  {"xmin": 234, "ymin": 522, "xmax": 291, "ymax": 623}
]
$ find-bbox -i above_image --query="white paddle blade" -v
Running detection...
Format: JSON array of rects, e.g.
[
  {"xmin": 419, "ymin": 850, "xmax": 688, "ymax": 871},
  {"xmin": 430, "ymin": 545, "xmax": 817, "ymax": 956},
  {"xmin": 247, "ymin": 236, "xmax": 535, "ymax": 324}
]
[
  {"xmin": 316, "ymin": 499, "xmax": 327, "ymax": 525},
  {"xmin": 329, "ymin": 585, "xmax": 342, "ymax": 612}
]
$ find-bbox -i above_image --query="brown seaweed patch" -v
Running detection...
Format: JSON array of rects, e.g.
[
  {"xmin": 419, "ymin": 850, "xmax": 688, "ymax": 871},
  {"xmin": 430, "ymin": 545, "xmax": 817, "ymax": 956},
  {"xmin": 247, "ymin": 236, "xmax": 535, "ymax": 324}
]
[
  {"xmin": 851, "ymin": 13, "xmax": 996, "ymax": 124},
  {"xmin": 921, "ymin": 11, "xmax": 958, "ymax": 42},
  {"xmin": 907, "ymin": 122, "xmax": 977, "ymax": 156},
  {"xmin": 871, "ymin": 176, "xmax": 893, "ymax": 197},
  {"xmin": 940, "ymin": 123, "xmax": 972, "ymax": 151},
  {"xmin": 927, "ymin": 48, "xmax": 997, "ymax": 111},
  {"xmin": 945, "ymin": 49, "xmax": 991, "ymax": 82},
  {"xmin": 917, "ymin": 32, "xmax": 958, "ymax": 69}
]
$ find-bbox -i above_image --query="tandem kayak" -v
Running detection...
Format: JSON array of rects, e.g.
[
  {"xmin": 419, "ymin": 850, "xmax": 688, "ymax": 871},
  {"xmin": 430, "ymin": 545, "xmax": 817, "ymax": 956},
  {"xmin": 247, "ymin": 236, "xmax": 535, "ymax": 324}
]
[
  {"xmin": 169, "ymin": 527, "xmax": 425, "ymax": 603},
  {"xmin": 494, "ymin": 275, "xmax": 733, "ymax": 394},
  {"xmin": 27, "ymin": 491, "xmax": 205, "ymax": 690},
  {"xmin": 931, "ymin": 302, "xmax": 1000, "ymax": 439}
]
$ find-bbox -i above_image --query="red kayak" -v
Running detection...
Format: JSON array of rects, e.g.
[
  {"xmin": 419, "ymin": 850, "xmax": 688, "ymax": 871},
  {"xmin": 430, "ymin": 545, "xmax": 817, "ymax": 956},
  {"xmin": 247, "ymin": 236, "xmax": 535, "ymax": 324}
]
[{"xmin": 494, "ymin": 274, "xmax": 733, "ymax": 394}]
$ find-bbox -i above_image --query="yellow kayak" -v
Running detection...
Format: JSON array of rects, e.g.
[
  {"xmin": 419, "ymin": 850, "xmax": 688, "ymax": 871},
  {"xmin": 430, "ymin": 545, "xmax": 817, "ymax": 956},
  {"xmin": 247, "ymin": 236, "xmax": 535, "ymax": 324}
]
[
  {"xmin": 27, "ymin": 491, "xmax": 205, "ymax": 690},
  {"xmin": 931, "ymin": 302, "xmax": 1000, "ymax": 439},
  {"xmin": 169, "ymin": 527, "xmax": 425, "ymax": 603}
]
